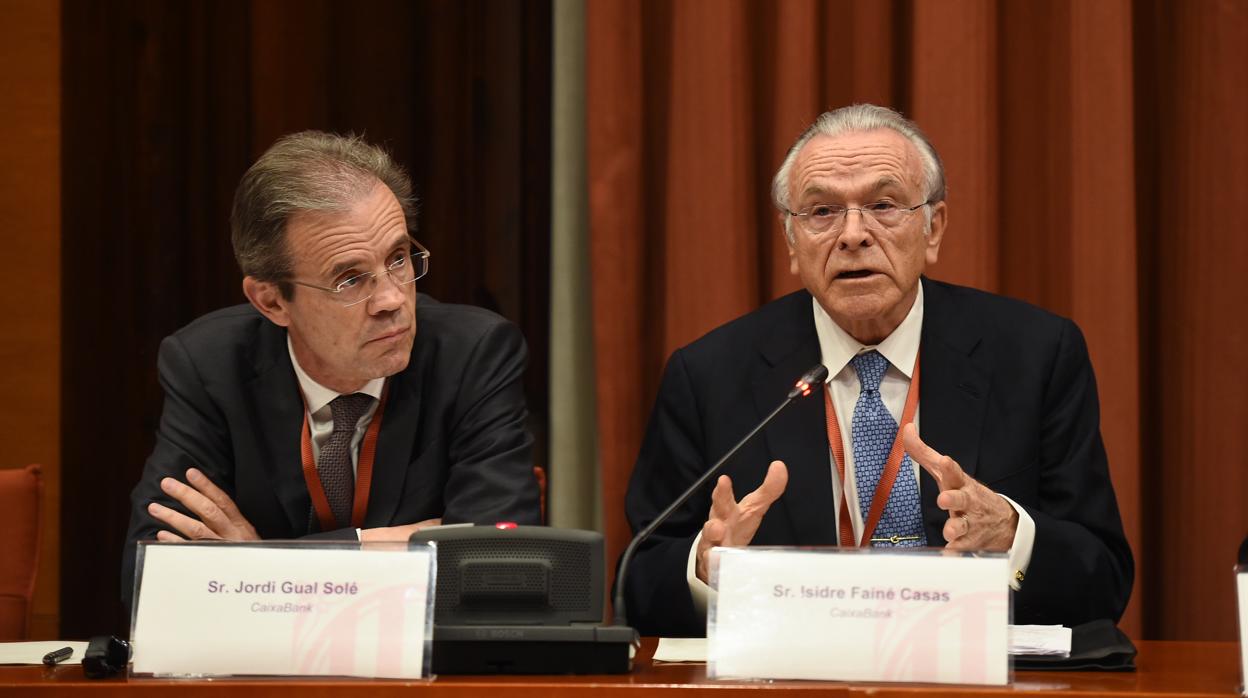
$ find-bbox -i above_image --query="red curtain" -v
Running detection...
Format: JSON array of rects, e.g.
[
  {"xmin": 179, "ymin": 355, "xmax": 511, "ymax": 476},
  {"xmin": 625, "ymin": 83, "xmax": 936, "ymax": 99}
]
[{"xmin": 587, "ymin": 0, "xmax": 1248, "ymax": 640}]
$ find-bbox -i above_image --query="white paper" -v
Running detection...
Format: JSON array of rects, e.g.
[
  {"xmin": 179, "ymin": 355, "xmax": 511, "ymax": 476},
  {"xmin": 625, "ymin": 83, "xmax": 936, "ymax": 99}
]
[
  {"xmin": 132, "ymin": 542, "xmax": 433, "ymax": 678},
  {"xmin": 1008, "ymin": 625, "xmax": 1071, "ymax": 656},
  {"xmin": 1237, "ymin": 571, "xmax": 1247, "ymax": 697},
  {"xmin": 657, "ymin": 626, "xmax": 1065, "ymax": 665},
  {"xmin": 653, "ymin": 637, "xmax": 707, "ymax": 663},
  {"xmin": 708, "ymin": 547, "xmax": 1009, "ymax": 685},
  {"xmin": 0, "ymin": 641, "xmax": 89, "ymax": 665}
]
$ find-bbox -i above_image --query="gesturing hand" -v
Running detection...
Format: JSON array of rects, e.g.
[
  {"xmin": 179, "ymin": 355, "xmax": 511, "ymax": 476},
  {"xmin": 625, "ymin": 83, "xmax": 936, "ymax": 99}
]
[
  {"xmin": 695, "ymin": 460, "xmax": 788, "ymax": 583},
  {"xmin": 147, "ymin": 468, "xmax": 260, "ymax": 542},
  {"xmin": 901, "ymin": 423, "xmax": 1017, "ymax": 551}
]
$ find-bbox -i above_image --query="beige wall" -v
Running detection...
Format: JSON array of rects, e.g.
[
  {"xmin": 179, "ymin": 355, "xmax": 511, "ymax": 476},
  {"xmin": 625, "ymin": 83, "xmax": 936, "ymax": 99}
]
[{"xmin": 0, "ymin": 0, "xmax": 61, "ymax": 639}]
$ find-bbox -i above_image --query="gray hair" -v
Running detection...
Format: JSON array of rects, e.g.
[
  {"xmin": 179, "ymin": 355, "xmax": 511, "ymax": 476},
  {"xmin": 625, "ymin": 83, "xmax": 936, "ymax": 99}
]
[
  {"xmin": 231, "ymin": 131, "xmax": 417, "ymax": 298},
  {"xmin": 771, "ymin": 104, "xmax": 945, "ymax": 241}
]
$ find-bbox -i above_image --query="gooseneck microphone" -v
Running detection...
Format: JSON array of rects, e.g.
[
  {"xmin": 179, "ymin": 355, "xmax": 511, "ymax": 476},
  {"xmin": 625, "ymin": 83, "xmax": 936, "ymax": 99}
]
[{"xmin": 612, "ymin": 364, "xmax": 829, "ymax": 627}]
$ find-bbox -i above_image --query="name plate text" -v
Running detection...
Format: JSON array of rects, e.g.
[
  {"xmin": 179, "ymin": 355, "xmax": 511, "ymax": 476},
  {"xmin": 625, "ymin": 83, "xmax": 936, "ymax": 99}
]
[
  {"xmin": 708, "ymin": 547, "xmax": 1008, "ymax": 685},
  {"xmin": 131, "ymin": 542, "xmax": 434, "ymax": 678}
]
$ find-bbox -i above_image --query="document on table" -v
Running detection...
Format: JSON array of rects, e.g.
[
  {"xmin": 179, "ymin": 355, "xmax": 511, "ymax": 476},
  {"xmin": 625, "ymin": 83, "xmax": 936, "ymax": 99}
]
[
  {"xmin": 1008, "ymin": 625, "xmax": 1072, "ymax": 656},
  {"xmin": 652, "ymin": 637, "xmax": 708, "ymax": 663},
  {"xmin": 653, "ymin": 625, "xmax": 1071, "ymax": 664}
]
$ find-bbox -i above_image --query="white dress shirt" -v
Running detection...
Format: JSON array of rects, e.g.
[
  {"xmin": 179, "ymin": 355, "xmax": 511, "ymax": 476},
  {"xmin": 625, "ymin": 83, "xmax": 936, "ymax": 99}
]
[
  {"xmin": 685, "ymin": 285, "xmax": 1036, "ymax": 613},
  {"xmin": 287, "ymin": 336, "xmax": 385, "ymax": 475}
]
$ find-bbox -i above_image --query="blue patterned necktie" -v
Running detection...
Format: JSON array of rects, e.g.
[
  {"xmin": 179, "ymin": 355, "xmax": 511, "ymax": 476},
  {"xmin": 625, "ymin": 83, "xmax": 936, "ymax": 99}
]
[{"xmin": 849, "ymin": 351, "xmax": 926, "ymax": 547}]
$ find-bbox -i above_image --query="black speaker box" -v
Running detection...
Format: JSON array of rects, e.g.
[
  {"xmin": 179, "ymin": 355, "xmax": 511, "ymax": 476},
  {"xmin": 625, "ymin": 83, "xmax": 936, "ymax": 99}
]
[{"xmin": 409, "ymin": 526, "xmax": 637, "ymax": 674}]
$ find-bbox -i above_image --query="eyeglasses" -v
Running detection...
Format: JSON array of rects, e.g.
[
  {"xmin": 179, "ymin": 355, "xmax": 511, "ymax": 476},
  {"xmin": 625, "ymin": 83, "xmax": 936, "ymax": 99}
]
[
  {"xmin": 292, "ymin": 239, "xmax": 430, "ymax": 307},
  {"xmin": 786, "ymin": 200, "xmax": 930, "ymax": 235}
]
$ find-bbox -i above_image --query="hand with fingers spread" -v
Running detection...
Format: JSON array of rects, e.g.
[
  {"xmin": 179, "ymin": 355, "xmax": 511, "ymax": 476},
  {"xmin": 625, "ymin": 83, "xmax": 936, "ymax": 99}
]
[
  {"xmin": 694, "ymin": 460, "xmax": 788, "ymax": 583},
  {"xmin": 147, "ymin": 467, "xmax": 260, "ymax": 542},
  {"xmin": 901, "ymin": 423, "xmax": 1017, "ymax": 551}
]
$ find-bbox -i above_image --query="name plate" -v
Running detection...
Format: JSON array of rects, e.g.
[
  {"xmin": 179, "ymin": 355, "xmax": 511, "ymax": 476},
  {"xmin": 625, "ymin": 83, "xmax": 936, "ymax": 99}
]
[
  {"xmin": 131, "ymin": 541, "xmax": 435, "ymax": 678},
  {"xmin": 708, "ymin": 547, "xmax": 1009, "ymax": 685},
  {"xmin": 1238, "ymin": 568, "xmax": 1247, "ymax": 697}
]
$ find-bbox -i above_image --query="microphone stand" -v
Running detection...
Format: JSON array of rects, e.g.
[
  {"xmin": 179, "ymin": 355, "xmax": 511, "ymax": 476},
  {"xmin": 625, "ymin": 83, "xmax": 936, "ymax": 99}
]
[{"xmin": 612, "ymin": 364, "xmax": 829, "ymax": 627}]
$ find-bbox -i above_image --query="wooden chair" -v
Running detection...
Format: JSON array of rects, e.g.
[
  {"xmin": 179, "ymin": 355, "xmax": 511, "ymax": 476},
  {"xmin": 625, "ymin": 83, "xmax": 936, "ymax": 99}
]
[
  {"xmin": 534, "ymin": 465, "xmax": 547, "ymax": 524},
  {"xmin": 0, "ymin": 464, "xmax": 42, "ymax": 640}
]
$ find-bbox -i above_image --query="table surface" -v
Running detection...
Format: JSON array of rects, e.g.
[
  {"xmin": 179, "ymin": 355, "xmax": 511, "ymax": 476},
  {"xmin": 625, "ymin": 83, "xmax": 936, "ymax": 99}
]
[{"xmin": 0, "ymin": 639, "xmax": 1242, "ymax": 697}]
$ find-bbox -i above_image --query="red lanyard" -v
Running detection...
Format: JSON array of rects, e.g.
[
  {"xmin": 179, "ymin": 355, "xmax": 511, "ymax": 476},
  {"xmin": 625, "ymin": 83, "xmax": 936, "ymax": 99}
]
[
  {"xmin": 299, "ymin": 386, "xmax": 388, "ymax": 531},
  {"xmin": 824, "ymin": 354, "xmax": 920, "ymax": 547}
]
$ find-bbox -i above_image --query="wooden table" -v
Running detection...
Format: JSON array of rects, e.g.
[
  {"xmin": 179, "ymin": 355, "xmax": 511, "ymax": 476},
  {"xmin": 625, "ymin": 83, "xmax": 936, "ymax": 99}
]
[{"xmin": 1, "ymin": 639, "xmax": 1241, "ymax": 696}]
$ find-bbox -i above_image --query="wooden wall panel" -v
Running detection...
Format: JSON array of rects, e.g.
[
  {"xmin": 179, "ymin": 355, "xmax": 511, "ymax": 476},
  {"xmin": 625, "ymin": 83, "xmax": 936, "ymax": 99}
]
[
  {"xmin": 586, "ymin": 0, "xmax": 648, "ymax": 592},
  {"xmin": 1139, "ymin": 0, "xmax": 1248, "ymax": 641},
  {"xmin": 0, "ymin": 0, "xmax": 60, "ymax": 639},
  {"xmin": 1065, "ymin": 0, "xmax": 1142, "ymax": 640},
  {"xmin": 661, "ymin": 0, "xmax": 759, "ymax": 354},
  {"xmin": 911, "ymin": 0, "xmax": 999, "ymax": 293}
]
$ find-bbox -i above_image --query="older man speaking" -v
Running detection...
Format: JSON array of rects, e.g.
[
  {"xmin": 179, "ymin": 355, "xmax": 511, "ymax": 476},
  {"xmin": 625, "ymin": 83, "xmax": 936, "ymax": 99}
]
[{"xmin": 622, "ymin": 104, "xmax": 1132, "ymax": 637}]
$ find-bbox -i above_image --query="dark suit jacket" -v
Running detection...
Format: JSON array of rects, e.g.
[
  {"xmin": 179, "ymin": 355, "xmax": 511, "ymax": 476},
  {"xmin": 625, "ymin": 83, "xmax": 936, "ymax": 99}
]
[
  {"xmin": 623, "ymin": 278, "xmax": 1133, "ymax": 636},
  {"xmin": 122, "ymin": 295, "xmax": 540, "ymax": 607}
]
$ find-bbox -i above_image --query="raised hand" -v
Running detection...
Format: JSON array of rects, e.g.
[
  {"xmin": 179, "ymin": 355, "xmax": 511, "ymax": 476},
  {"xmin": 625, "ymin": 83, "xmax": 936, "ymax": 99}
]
[
  {"xmin": 695, "ymin": 460, "xmax": 788, "ymax": 582},
  {"xmin": 901, "ymin": 423, "xmax": 1017, "ymax": 550}
]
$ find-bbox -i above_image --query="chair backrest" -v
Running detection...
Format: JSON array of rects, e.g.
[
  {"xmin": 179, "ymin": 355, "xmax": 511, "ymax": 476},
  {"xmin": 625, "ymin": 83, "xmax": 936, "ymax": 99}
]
[
  {"xmin": 0, "ymin": 464, "xmax": 42, "ymax": 641},
  {"xmin": 534, "ymin": 465, "xmax": 547, "ymax": 524}
]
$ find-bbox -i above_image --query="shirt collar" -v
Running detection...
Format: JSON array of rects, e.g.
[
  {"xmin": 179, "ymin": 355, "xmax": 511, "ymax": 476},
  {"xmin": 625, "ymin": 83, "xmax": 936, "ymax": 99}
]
[
  {"xmin": 287, "ymin": 335, "xmax": 386, "ymax": 415},
  {"xmin": 812, "ymin": 282, "xmax": 924, "ymax": 380}
]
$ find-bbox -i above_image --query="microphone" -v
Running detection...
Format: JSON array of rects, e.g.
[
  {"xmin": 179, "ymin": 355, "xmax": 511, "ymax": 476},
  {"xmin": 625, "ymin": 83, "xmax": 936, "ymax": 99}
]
[{"xmin": 612, "ymin": 363, "xmax": 829, "ymax": 627}]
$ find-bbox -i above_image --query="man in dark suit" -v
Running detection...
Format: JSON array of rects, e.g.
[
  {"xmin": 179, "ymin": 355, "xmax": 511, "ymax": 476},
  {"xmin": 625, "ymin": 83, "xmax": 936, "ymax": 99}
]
[
  {"xmin": 122, "ymin": 132, "xmax": 539, "ymax": 606},
  {"xmin": 623, "ymin": 105, "xmax": 1133, "ymax": 636}
]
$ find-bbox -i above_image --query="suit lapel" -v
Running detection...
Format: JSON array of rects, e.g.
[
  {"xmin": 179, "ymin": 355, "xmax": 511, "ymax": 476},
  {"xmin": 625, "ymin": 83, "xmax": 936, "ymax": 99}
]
[
  {"xmin": 247, "ymin": 322, "xmax": 313, "ymax": 534},
  {"xmin": 754, "ymin": 293, "xmax": 839, "ymax": 545},
  {"xmin": 916, "ymin": 278, "xmax": 991, "ymax": 543}
]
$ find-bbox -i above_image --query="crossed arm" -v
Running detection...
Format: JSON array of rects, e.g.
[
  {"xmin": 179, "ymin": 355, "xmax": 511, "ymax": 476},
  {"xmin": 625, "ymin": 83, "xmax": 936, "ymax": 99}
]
[{"xmin": 147, "ymin": 468, "xmax": 439, "ymax": 543}]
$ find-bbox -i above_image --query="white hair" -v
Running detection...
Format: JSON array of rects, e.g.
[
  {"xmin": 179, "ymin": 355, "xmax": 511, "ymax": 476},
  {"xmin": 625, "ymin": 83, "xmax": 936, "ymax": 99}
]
[{"xmin": 772, "ymin": 104, "xmax": 945, "ymax": 241}]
